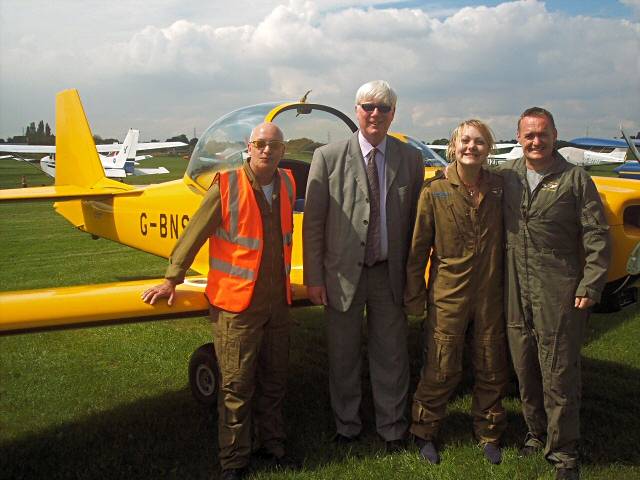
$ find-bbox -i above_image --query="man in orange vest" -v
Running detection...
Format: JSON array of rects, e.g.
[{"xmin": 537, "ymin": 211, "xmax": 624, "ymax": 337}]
[{"xmin": 142, "ymin": 122, "xmax": 296, "ymax": 480}]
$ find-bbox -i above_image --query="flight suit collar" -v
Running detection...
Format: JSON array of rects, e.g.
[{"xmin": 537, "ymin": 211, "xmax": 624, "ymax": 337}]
[
  {"xmin": 447, "ymin": 160, "xmax": 493, "ymax": 205},
  {"xmin": 243, "ymin": 159, "xmax": 281, "ymax": 193},
  {"xmin": 515, "ymin": 150, "xmax": 570, "ymax": 180}
]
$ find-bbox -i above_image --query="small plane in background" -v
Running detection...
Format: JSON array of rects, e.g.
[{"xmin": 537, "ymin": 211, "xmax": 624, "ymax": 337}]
[
  {"xmin": 0, "ymin": 128, "xmax": 187, "ymax": 178},
  {"xmin": 613, "ymin": 128, "xmax": 640, "ymax": 180}
]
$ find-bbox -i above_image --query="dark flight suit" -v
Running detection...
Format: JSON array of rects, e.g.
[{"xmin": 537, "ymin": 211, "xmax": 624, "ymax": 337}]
[
  {"xmin": 498, "ymin": 153, "xmax": 610, "ymax": 469},
  {"xmin": 166, "ymin": 162, "xmax": 291, "ymax": 470},
  {"xmin": 405, "ymin": 164, "xmax": 509, "ymax": 445}
]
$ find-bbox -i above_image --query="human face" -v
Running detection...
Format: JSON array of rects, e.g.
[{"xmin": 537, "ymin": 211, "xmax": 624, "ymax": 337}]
[
  {"xmin": 517, "ymin": 115, "xmax": 557, "ymax": 168},
  {"xmin": 455, "ymin": 125, "xmax": 490, "ymax": 167},
  {"xmin": 355, "ymin": 99, "xmax": 395, "ymax": 146},
  {"xmin": 247, "ymin": 123, "xmax": 285, "ymax": 184}
]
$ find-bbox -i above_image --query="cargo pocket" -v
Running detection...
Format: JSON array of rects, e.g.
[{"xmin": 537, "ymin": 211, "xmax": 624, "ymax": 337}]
[
  {"xmin": 474, "ymin": 334, "xmax": 508, "ymax": 383},
  {"xmin": 549, "ymin": 333, "xmax": 581, "ymax": 406},
  {"xmin": 427, "ymin": 331, "xmax": 462, "ymax": 384}
]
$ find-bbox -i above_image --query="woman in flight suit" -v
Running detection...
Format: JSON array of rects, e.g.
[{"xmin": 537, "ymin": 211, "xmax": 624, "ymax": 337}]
[{"xmin": 405, "ymin": 119, "xmax": 508, "ymax": 465}]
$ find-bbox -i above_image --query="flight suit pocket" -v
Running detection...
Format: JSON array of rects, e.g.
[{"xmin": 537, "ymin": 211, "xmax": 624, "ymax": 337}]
[
  {"xmin": 428, "ymin": 331, "xmax": 462, "ymax": 383},
  {"xmin": 549, "ymin": 333, "xmax": 581, "ymax": 406},
  {"xmin": 223, "ymin": 338, "xmax": 241, "ymax": 378},
  {"xmin": 475, "ymin": 334, "xmax": 508, "ymax": 382},
  {"xmin": 436, "ymin": 201, "xmax": 465, "ymax": 258}
]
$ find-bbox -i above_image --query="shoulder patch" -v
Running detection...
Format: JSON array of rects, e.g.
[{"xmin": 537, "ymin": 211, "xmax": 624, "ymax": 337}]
[{"xmin": 432, "ymin": 191, "xmax": 451, "ymax": 198}]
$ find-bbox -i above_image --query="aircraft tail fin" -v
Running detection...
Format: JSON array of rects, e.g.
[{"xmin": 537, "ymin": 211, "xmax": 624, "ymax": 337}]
[
  {"xmin": 621, "ymin": 127, "xmax": 640, "ymax": 161},
  {"xmin": 55, "ymin": 89, "xmax": 130, "ymax": 191},
  {"xmin": 110, "ymin": 129, "xmax": 140, "ymax": 169},
  {"xmin": 0, "ymin": 90, "xmax": 134, "ymax": 201}
]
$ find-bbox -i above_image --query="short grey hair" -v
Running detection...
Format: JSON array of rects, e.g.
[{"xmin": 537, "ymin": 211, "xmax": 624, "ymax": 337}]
[{"xmin": 355, "ymin": 80, "xmax": 397, "ymax": 108}]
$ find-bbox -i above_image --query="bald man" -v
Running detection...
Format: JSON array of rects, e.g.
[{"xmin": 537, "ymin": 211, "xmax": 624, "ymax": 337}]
[{"xmin": 142, "ymin": 123, "xmax": 297, "ymax": 480}]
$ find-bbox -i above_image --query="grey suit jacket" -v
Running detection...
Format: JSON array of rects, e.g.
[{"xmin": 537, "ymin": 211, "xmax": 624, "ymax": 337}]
[{"xmin": 303, "ymin": 132, "xmax": 424, "ymax": 312}]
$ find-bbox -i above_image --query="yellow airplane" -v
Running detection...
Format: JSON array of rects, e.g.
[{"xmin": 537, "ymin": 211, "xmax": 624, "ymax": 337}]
[{"xmin": 1, "ymin": 89, "xmax": 639, "ymax": 404}]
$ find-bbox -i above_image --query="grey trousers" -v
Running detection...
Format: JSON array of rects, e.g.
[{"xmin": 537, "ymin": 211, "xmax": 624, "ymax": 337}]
[{"xmin": 325, "ymin": 261, "xmax": 409, "ymax": 441}]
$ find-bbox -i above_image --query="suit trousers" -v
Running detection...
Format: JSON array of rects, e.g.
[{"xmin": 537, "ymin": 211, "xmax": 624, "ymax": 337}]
[
  {"xmin": 211, "ymin": 303, "xmax": 290, "ymax": 470},
  {"xmin": 325, "ymin": 261, "xmax": 409, "ymax": 441}
]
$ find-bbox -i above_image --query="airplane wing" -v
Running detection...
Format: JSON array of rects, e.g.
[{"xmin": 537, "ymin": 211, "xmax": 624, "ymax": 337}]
[
  {"xmin": 0, "ymin": 277, "xmax": 210, "ymax": 335},
  {"xmin": 136, "ymin": 141, "xmax": 187, "ymax": 150},
  {"xmin": 0, "ymin": 182, "xmax": 137, "ymax": 201},
  {"xmin": 133, "ymin": 166, "xmax": 170, "ymax": 175},
  {"xmin": 0, "ymin": 144, "xmax": 55, "ymax": 153}
]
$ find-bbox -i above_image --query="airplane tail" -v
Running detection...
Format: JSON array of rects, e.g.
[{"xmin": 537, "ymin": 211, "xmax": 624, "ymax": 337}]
[
  {"xmin": 111, "ymin": 128, "xmax": 140, "ymax": 169},
  {"xmin": 621, "ymin": 128, "xmax": 640, "ymax": 161},
  {"xmin": 0, "ymin": 89, "xmax": 133, "ymax": 201}
]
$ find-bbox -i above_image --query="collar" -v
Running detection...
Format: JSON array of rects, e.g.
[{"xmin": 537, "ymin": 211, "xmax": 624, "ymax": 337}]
[
  {"xmin": 516, "ymin": 150, "xmax": 569, "ymax": 179},
  {"xmin": 358, "ymin": 131, "xmax": 387, "ymax": 160},
  {"xmin": 243, "ymin": 160, "xmax": 279, "ymax": 191}
]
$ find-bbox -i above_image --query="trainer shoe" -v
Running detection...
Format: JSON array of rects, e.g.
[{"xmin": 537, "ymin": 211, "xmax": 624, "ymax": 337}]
[
  {"xmin": 416, "ymin": 438, "xmax": 440, "ymax": 464},
  {"xmin": 483, "ymin": 442, "xmax": 502, "ymax": 464}
]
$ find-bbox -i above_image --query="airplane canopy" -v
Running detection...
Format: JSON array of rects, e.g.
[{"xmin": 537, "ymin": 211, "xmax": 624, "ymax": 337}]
[{"xmin": 187, "ymin": 101, "xmax": 359, "ymax": 190}]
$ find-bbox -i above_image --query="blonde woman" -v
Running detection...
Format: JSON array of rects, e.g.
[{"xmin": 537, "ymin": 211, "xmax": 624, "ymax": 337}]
[{"xmin": 404, "ymin": 119, "xmax": 508, "ymax": 465}]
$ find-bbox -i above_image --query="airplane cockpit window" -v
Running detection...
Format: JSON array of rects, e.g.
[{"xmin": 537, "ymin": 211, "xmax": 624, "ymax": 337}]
[
  {"xmin": 404, "ymin": 136, "xmax": 449, "ymax": 167},
  {"xmin": 187, "ymin": 102, "xmax": 358, "ymax": 191},
  {"xmin": 187, "ymin": 103, "xmax": 277, "ymax": 190}
]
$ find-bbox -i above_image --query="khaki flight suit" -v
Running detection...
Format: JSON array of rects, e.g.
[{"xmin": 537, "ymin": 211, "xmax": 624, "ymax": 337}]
[
  {"xmin": 405, "ymin": 164, "xmax": 509, "ymax": 445},
  {"xmin": 498, "ymin": 153, "xmax": 610, "ymax": 469},
  {"xmin": 166, "ymin": 162, "xmax": 291, "ymax": 470}
]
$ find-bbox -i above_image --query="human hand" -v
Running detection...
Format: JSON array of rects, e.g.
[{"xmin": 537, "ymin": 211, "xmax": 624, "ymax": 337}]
[
  {"xmin": 574, "ymin": 296, "xmax": 595, "ymax": 310},
  {"xmin": 307, "ymin": 285, "xmax": 328, "ymax": 306},
  {"xmin": 141, "ymin": 279, "xmax": 177, "ymax": 306}
]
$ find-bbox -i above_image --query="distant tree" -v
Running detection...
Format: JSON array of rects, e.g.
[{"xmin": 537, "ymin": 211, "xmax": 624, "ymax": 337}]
[
  {"xmin": 45, "ymin": 123, "xmax": 51, "ymax": 137},
  {"xmin": 189, "ymin": 137, "xmax": 198, "ymax": 147},
  {"xmin": 166, "ymin": 134, "xmax": 189, "ymax": 144},
  {"xmin": 37, "ymin": 120, "xmax": 45, "ymax": 137},
  {"xmin": 430, "ymin": 138, "xmax": 449, "ymax": 145}
]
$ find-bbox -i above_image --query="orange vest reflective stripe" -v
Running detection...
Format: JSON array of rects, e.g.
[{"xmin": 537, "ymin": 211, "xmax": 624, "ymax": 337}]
[{"xmin": 205, "ymin": 167, "xmax": 295, "ymax": 312}]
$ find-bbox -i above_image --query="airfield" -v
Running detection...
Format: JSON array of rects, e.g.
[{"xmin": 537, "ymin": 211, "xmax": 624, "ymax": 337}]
[{"xmin": 1, "ymin": 157, "xmax": 639, "ymax": 479}]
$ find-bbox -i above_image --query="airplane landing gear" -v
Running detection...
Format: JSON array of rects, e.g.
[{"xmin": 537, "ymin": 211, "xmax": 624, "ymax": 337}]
[{"xmin": 188, "ymin": 343, "xmax": 220, "ymax": 406}]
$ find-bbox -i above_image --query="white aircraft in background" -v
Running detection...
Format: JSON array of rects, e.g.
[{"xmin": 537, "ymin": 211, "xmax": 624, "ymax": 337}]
[{"xmin": 0, "ymin": 129, "xmax": 187, "ymax": 178}]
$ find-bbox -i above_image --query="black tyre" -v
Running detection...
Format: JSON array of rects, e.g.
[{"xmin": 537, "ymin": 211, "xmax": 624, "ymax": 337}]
[{"xmin": 188, "ymin": 343, "xmax": 220, "ymax": 406}]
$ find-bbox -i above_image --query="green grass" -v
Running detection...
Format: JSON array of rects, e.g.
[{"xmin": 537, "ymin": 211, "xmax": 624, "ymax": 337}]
[{"xmin": 1, "ymin": 159, "xmax": 639, "ymax": 479}]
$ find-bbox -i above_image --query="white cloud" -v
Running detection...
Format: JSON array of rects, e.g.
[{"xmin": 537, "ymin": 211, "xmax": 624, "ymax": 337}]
[{"xmin": 0, "ymin": 0, "xmax": 638, "ymax": 141}]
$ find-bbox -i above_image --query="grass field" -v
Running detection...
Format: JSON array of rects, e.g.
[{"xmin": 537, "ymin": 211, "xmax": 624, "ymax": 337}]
[{"xmin": 1, "ymin": 158, "xmax": 639, "ymax": 479}]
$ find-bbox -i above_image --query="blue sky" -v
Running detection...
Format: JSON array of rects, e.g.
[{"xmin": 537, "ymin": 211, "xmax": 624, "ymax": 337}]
[
  {"xmin": 1, "ymin": 0, "xmax": 638, "ymax": 141},
  {"xmin": 378, "ymin": 0, "xmax": 635, "ymax": 18}
]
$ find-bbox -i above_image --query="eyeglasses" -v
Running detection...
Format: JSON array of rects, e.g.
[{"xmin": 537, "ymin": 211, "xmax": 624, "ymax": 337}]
[
  {"xmin": 249, "ymin": 139, "xmax": 285, "ymax": 150},
  {"xmin": 359, "ymin": 103, "xmax": 392, "ymax": 113}
]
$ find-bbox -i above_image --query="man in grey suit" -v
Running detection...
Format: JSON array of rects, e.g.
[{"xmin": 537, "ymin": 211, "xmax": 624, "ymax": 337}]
[{"xmin": 303, "ymin": 80, "xmax": 424, "ymax": 450}]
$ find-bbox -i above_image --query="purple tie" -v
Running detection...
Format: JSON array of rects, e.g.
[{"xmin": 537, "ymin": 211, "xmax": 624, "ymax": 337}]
[{"xmin": 365, "ymin": 148, "xmax": 381, "ymax": 266}]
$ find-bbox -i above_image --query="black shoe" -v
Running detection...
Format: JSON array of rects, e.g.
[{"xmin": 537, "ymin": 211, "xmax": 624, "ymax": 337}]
[
  {"xmin": 483, "ymin": 443, "xmax": 502, "ymax": 465},
  {"xmin": 416, "ymin": 438, "xmax": 440, "ymax": 464},
  {"xmin": 518, "ymin": 432, "xmax": 545, "ymax": 457},
  {"xmin": 254, "ymin": 448, "xmax": 301, "ymax": 470},
  {"xmin": 332, "ymin": 433, "xmax": 358, "ymax": 444},
  {"xmin": 518, "ymin": 445, "xmax": 540, "ymax": 457},
  {"xmin": 221, "ymin": 468, "xmax": 246, "ymax": 480},
  {"xmin": 556, "ymin": 467, "xmax": 580, "ymax": 480},
  {"xmin": 385, "ymin": 438, "xmax": 406, "ymax": 453}
]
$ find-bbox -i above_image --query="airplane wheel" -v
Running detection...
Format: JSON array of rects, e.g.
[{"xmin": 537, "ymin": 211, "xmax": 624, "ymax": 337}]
[{"xmin": 188, "ymin": 343, "xmax": 220, "ymax": 406}]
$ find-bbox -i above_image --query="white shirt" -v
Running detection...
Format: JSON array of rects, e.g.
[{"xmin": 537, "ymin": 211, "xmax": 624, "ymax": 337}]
[{"xmin": 358, "ymin": 131, "xmax": 388, "ymax": 260}]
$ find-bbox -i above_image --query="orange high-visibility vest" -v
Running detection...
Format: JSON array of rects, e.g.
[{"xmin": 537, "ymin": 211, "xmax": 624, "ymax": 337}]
[{"xmin": 205, "ymin": 167, "xmax": 295, "ymax": 312}]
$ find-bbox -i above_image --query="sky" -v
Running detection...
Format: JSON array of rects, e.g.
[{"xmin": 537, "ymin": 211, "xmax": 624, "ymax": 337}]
[{"xmin": 0, "ymin": 0, "xmax": 638, "ymax": 142}]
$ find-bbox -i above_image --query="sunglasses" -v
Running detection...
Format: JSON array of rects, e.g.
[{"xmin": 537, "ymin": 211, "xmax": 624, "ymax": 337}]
[
  {"xmin": 249, "ymin": 139, "xmax": 285, "ymax": 150},
  {"xmin": 359, "ymin": 103, "xmax": 392, "ymax": 113}
]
